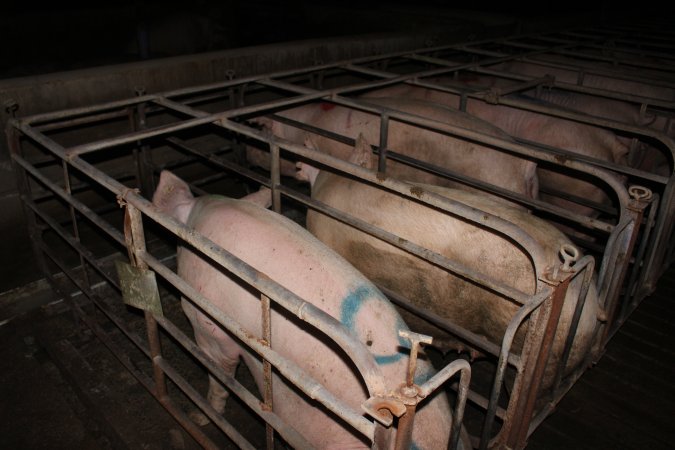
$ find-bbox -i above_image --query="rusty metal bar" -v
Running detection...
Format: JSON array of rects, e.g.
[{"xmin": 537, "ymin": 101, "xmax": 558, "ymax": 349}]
[
  {"xmin": 502, "ymin": 274, "xmax": 571, "ymax": 450},
  {"xmin": 552, "ymin": 256, "xmax": 596, "ymax": 392},
  {"xmin": 624, "ymin": 192, "xmax": 660, "ymax": 306},
  {"xmin": 124, "ymin": 203, "xmax": 169, "ymax": 400},
  {"xmin": 261, "ymin": 293, "xmax": 275, "ymax": 449},
  {"xmin": 270, "ymin": 144, "xmax": 281, "ymax": 214},
  {"xmin": 61, "ymin": 161, "xmax": 92, "ymax": 290},
  {"xmin": 421, "ymin": 359, "xmax": 471, "ymax": 450},
  {"xmin": 378, "ymin": 113, "xmax": 390, "ymax": 173},
  {"xmin": 478, "ymin": 286, "xmax": 553, "ymax": 450}
]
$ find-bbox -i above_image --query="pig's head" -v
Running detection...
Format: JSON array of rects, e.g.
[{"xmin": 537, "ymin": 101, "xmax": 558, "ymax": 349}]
[
  {"xmin": 244, "ymin": 115, "xmax": 303, "ymax": 177},
  {"xmin": 297, "ymin": 133, "xmax": 375, "ymax": 188},
  {"xmin": 152, "ymin": 170, "xmax": 197, "ymax": 224}
]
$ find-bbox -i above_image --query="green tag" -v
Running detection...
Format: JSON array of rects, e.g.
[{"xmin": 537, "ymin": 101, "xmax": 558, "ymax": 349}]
[{"xmin": 115, "ymin": 260, "xmax": 163, "ymax": 316}]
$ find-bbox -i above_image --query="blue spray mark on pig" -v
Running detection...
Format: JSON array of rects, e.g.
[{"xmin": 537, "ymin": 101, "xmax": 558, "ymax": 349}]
[{"xmin": 340, "ymin": 285, "xmax": 411, "ymax": 366}]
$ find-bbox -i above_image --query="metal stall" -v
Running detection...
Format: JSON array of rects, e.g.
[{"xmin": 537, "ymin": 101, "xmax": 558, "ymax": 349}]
[
  {"xmin": 321, "ymin": 23, "xmax": 673, "ymax": 347},
  {"xmin": 7, "ymin": 24, "xmax": 664, "ymax": 450}
]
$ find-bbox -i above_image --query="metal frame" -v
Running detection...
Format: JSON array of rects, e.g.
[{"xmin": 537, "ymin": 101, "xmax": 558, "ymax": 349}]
[{"xmin": 7, "ymin": 21, "xmax": 671, "ymax": 450}]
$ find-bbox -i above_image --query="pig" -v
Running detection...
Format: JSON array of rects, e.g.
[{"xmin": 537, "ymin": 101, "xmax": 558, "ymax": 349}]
[
  {"xmin": 151, "ymin": 170, "xmax": 470, "ymax": 449},
  {"xmin": 247, "ymin": 97, "xmax": 539, "ymax": 201},
  {"xmin": 480, "ymin": 59, "xmax": 674, "ymax": 176},
  {"xmin": 298, "ymin": 139, "xmax": 600, "ymax": 396},
  {"xmin": 360, "ymin": 84, "xmax": 629, "ymax": 217}
]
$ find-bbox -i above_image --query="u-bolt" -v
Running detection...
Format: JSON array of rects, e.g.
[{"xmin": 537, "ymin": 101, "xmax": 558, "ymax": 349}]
[{"xmin": 560, "ymin": 244, "xmax": 580, "ymax": 273}]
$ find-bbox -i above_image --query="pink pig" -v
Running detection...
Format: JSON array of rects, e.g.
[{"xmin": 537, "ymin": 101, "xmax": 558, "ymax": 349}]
[{"xmin": 152, "ymin": 170, "xmax": 470, "ymax": 449}]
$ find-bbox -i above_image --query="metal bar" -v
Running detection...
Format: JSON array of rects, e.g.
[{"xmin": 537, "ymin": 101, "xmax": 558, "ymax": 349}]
[
  {"xmin": 503, "ymin": 275, "xmax": 570, "ymax": 450},
  {"xmin": 270, "ymin": 144, "xmax": 281, "ymax": 213},
  {"xmin": 164, "ymin": 137, "xmax": 269, "ymax": 187},
  {"xmin": 552, "ymin": 256, "xmax": 595, "ymax": 391},
  {"xmin": 419, "ymin": 359, "xmax": 471, "ymax": 450},
  {"xmin": 626, "ymin": 193, "xmax": 660, "ymax": 305},
  {"xmin": 261, "ymin": 293, "xmax": 275, "ymax": 450},
  {"xmin": 478, "ymin": 287, "xmax": 553, "ymax": 450},
  {"xmin": 124, "ymin": 203, "xmax": 168, "ymax": 400},
  {"xmin": 378, "ymin": 113, "xmax": 390, "ymax": 173}
]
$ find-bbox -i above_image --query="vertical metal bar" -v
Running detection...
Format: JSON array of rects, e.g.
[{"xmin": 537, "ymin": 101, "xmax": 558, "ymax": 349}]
[
  {"xmin": 133, "ymin": 89, "xmax": 155, "ymax": 197},
  {"xmin": 7, "ymin": 124, "xmax": 51, "ymax": 280},
  {"xmin": 261, "ymin": 293, "xmax": 274, "ymax": 449},
  {"xmin": 378, "ymin": 113, "xmax": 390, "ymax": 173},
  {"xmin": 504, "ymin": 276, "xmax": 570, "ymax": 450},
  {"xmin": 270, "ymin": 144, "xmax": 281, "ymax": 214},
  {"xmin": 552, "ymin": 257, "xmax": 595, "ymax": 392},
  {"xmin": 641, "ymin": 179, "xmax": 675, "ymax": 290},
  {"xmin": 459, "ymin": 93, "xmax": 468, "ymax": 112},
  {"xmin": 62, "ymin": 161, "xmax": 91, "ymax": 290},
  {"xmin": 600, "ymin": 192, "xmax": 649, "ymax": 346},
  {"xmin": 124, "ymin": 203, "xmax": 168, "ymax": 399},
  {"xmin": 623, "ymin": 193, "xmax": 659, "ymax": 307},
  {"xmin": 394, "ymin": 405, "xmax": 416, "ymax": 450}
]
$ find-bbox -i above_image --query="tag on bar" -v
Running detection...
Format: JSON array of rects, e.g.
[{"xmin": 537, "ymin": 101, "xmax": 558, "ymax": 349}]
[{"xmin": 115, "ymin": 260, "xmax": 163, "ymax": 316}]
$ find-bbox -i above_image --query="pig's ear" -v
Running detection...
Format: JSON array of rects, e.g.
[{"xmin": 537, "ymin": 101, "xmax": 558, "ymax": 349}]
[
  {"xmin": 296, "ymin": 162, "xmax": 320, "ymax": 185},
  {"xmin": 241, "ymin": 187, "xmax": 272, "ymax": 209},
  {"xmin": 349, "ymin": 133, "xmax": 376, "ymax": 170},
  {"xmin": 152, "ymin": 171, "xmax": 195, "ymax": 224}
]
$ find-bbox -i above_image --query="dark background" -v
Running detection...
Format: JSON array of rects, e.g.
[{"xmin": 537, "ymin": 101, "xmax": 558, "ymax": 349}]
[{"xmin": 3, "ymin": 1, "xmax": 663, "ymax": 79}]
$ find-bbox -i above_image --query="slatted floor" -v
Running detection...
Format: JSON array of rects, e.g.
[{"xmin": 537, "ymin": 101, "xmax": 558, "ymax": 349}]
[
  {"xmin": 528, "ymin": 263, "xmax": 675, "ymax": 449},
  {"xmin": 1, "ymin": 263, "xmax": 673, "ymax": 449}
]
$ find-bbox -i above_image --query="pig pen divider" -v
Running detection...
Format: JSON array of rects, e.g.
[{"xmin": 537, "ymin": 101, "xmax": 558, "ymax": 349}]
[{"xmin": 8, "ymin": 118, "xmax": 473, "ymax": 448}]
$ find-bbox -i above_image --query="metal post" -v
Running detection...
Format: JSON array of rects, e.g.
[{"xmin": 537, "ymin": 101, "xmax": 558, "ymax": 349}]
[
  {"xmin": 261, "ymin": 293, "xmax": 275, "ymax": 449},
  {"xmin": 501, "ymin": 273, "xmax": 571, "ymax": 450},
  {"xmin": 132, "ymin": 87, "xmax": 155, "ymax": 197},
  {"xmin": 377, "ymin": 113, "xmax": 390, "ymax": 173},
  {"xmin": 62, "ymin": 161, "xmax": 92, "ymax": 290},
  {"xmin": 270, "ymin": 144, "xmax": 281, "ymax": 213},
  {"xmin": 7, "ymin": 123, "xmax": 52, "ymax": 279},
  {"xmin": 123, "ymin": 203, "xmax": 168, "ymax": 399},
  {"xmin": 599, "ymin": 186, "xmax": 651, "ymax": 346}
]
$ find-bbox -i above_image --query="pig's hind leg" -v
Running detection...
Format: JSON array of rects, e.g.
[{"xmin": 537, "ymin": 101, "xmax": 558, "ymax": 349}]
[{"xmin": 189, "ymin": 321, "xmax": 243, "ymax": 425}]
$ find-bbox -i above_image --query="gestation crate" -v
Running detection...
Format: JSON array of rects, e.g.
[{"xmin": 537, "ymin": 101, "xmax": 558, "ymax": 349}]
[{"xmin": 7, "ymin": 23, "xmax": 673, "ymax": 450}]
